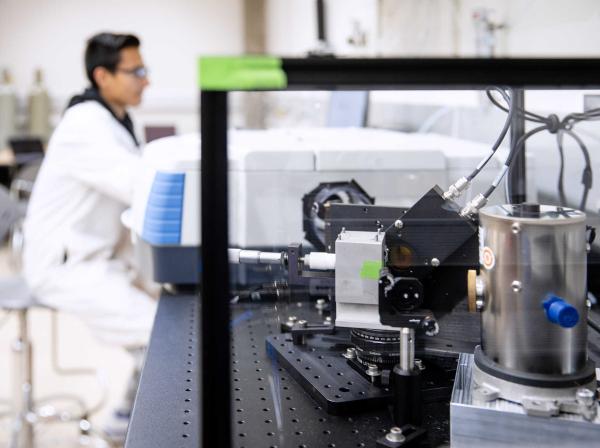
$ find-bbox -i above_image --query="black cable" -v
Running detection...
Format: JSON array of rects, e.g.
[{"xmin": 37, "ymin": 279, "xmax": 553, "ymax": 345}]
[
  {"xmin": 556, "ymin": 131, "xmax": 567, "ymax": 206},
  {"xmin": 485, "ymin": 94, "xmax": 596, "ymax": 208},
  {"xmin": 563, "ymin": 129, "xmax": 593, "ymax": 210},
  {"xmin": 483, "ymin": 125, "xmax": 548, "ymax": 199},
  {"xmin": 505, "ymin": 125, "xmax": 548, "ymax": 167},
  {"xmin": 588, "ymin": 316, "xmax": 600, "ymax": 334},
  {"xmin": 466, "ymin": 87, "xmax": 515, "ymax": 182},
  {"xmin": 485, "ymin": 89, "xmax": 547, "ymax": 123}
]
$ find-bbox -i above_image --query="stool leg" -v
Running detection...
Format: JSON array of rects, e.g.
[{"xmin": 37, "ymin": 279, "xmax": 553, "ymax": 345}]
[{"xmin": 10, "ymin": 309, "xmax": 34, "ymax": 448}]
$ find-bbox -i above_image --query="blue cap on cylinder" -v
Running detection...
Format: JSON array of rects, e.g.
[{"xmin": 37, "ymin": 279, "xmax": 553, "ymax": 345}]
[{"xmin": 542, "ymin": 295, "xmax": 580, "ymax": 328}]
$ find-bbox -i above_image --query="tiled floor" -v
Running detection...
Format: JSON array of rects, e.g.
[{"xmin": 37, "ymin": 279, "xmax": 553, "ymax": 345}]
[{"xmin": 0, "ymin": 247, "xmax": 133, "ymax": 447}]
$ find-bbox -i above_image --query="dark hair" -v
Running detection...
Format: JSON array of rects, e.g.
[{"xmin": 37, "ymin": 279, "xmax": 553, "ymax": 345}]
[{"xmin": 85, "ymin": 32, "xmax": 140, "ymax": 88}]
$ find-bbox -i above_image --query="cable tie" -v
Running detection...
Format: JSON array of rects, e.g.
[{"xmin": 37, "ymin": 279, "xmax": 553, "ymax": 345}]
[{"xmin": 547, "ymin": 114, "xmax": 561, "ymax": 134}]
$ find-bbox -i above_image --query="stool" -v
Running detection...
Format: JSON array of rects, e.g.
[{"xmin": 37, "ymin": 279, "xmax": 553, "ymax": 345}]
[{"xmin": 0, "ymin": 275, "xmax": 110, "ymax": 448}]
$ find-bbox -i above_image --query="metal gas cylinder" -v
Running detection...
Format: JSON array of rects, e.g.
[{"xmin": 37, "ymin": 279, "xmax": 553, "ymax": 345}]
[{"xmin": 478, "ymin": 204, "xmax": 587, "ymax": 376}]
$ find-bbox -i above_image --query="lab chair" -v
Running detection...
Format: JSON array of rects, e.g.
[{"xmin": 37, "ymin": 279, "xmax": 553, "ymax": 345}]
[{"xmin": 0, "ymin": 171, "xmax": 110, "ymax": 448}]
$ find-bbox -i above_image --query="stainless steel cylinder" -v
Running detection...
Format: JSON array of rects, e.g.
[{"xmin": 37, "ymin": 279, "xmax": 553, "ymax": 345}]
[
  {"xmin": 399, "ymin": 328, "xmax": 415, "ymax": 372},
  {"xmin": 479, "ymin": 204, "xmax": 587, "ymax": 376}
]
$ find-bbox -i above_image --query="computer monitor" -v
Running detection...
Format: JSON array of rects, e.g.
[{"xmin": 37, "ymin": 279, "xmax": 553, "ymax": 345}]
[{"xmin": 144, "ymin": 125, "xmax": 176, "ymax": 143}]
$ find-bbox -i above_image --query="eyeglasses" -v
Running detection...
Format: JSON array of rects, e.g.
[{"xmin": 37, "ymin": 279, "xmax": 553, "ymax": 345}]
[{"xmin": 116, "ymin": 66, "xmax": 149, "ymax": 79}]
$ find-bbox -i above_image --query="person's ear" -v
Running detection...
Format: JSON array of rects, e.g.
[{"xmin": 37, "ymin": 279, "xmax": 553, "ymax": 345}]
[{"xmin": 93, "ymin": 66, "xmax": 110, "ymax": 89}]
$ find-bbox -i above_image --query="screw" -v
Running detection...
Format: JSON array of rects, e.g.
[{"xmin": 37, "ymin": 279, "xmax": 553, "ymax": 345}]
[
  {"xmin": 394, "ymin": 220, "xmax": 404, "ymax": 229},
  {"xmin": 386, "ymin": 427, "xmax": 406, "ymax": 443},
  {"xmin": 422, "ymin": 316, "xmax": 439, "ymax": 336},
  {"xmin": 297, "ymin": 320, "xmax": 308, "ymax": 327},
  {"xmin": 431, "ymin": 257, "xmax": 440, "ymax": 267},
  {"xmin": 511, "ymin": 280, "xmax": 522, "ymax": 292},
  {"xmin": 79, "ymin": 419, "xmax": 92, "ymax": 432},
  {"xmin": 286, "ymin": 316, "xmax": 298, "ymax": 328},
  {"xmin": 342, "ymin": 347, "xmax": 356, "ymax": 359},
  {"xmin": 576, "ymin": 388, "xmax": 596, "ymax": 407},
  {"xmin": 366, "ymin": 364, "xmax": 381, "ymax": 377},
  {"xmin": 414, "ymin": 359, "xmax": 425, "ymax": 371},
  {"xmin": 316, "ymin": 298, "xmax": 326, "ymax": 311},
  {"xmin": 511, "ymin": 222, "xmax": 521, "ymax": 234}
]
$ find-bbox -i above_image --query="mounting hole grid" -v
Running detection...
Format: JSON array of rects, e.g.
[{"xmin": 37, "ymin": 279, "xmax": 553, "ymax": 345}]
[
  {"xmin": 231, "ymin": 303, "xmax": 450, "ymax": 447},
  {"xmin": 126, "ymin": 296, "xmax": 450, "ymax": 448}
]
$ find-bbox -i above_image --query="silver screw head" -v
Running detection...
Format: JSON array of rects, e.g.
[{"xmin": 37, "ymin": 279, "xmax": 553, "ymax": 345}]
[
  {"xmin": 343, "ymin": 347, "xmax": 357, "ymax": 359},
  {"xmin": 285, "ymin": 316, "xmax": 297, "ymax": 328},
  {"xmin": 297, "ymin": 320, "xmax": 308, "ymax": 327},
  {"xmin": 511, "ymin": 280, "xmax": 522, "ymax": 292},
  {"xmin": 366, "ymin": 363, "xmax": 381, "ymax": 376},
  {"xmin": 511, "ymin": 222, "xmax": 521, "ymax": 234},
  {"xmin": 394, "ymin": 219, "xmax": 404, "ymax": 229},
  {"xmin": 576, "ymin": 388, "xmax": 596, "ymax": 406},
  {"xmin": 431, "ymin": 257, "xmax": 440, "ymax": 267},
  {"xmin": 79, "ymin": 419, "xmax": 92, "ymax": 431},
  {"xmin": 386, "ymin": 427, "xmax": 406, "ymax": 443}
]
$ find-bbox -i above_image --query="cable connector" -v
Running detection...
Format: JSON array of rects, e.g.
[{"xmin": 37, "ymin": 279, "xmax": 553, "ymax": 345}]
[
  {"xmin": 460, "ymin": 193, "xmax": 488, "ymax": 218},
  {"xmin": 443, "ymin": 177, "xmax": 471, "ymax": 201}
]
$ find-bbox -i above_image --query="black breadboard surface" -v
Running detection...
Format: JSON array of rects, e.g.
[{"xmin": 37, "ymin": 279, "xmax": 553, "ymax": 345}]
[
  {"xmin": 126, "ymin": 295, "xmax": 488, "ymax": 448},
  {"xmin": 264, "ymin": 333, "xmax": 393, "ymax": 415},
  {"xmin": 231, "ymin": 301, "xmax": 450, "ymax": 448},
  {"xmin": 127, "ymin": 295, "xmax": 600, "ymax": 448},
  {"xmin": 125, "ymin": 293, "xmax": 201, "ymax": 448}
]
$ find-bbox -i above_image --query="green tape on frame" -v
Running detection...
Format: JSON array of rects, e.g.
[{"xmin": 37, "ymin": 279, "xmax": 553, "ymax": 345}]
[
  {"xmin": 198, "ymin": 56, "xmax": 287, "ymax": 91},
  {"xmin": 359, "ymin": 260, "xmax": 383, "ymax": 280}
]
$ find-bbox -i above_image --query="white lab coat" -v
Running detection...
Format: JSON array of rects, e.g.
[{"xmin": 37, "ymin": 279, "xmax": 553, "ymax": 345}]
[{"xmin": 23, "ymin": 101, "xmax": 157, "ymax": 348}]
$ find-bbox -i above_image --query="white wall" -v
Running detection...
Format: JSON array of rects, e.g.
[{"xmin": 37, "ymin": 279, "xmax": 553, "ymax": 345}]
[
  {"xmin": 0, "ymin": 0, "xmax": 243, "ymax": 135},
  {"xmin": 265, "ymin": 0, "xmax": 317, "ymax": 55},
  {"xmin": 263, "ymin": 0, "xmax": 600, "ymax": 130},
  {"xmin": 266, "ymin": 0, "xmax": 600, "ymax": 57},
  {"xmin": 266, "ymin": 0, "xmax": 378, "ymax": 56},
  {"xmin": 263, "ymin": 0, "xmax": 600, "ymax": 214}
]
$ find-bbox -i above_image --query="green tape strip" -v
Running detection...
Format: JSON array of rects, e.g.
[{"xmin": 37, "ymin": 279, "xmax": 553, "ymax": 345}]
[
  {"xmin": 360, "ymin": 260, "xmax": 383, "ymax": 280},
  {"xmin": 198, "ymin": 56, "xmax": 287, "ymax": 90}
]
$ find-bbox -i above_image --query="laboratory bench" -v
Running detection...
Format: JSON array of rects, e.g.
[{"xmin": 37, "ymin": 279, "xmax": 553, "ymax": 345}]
[{"xmin": 125, "ymin": 291, "xmax": 600, "ymax": 448}]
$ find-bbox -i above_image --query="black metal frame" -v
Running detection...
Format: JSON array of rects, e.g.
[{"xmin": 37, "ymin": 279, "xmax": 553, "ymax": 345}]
[
  {"xmin": 200, "ymin": 57, "xmax": 600, "ymax": 448},
  {"xmin": 200, "ymin": 91, "xmax": 230, "ymax": 447},
  {"xmin": 508, "ymin": 89, "xmax": 527, "ymax": 204}
]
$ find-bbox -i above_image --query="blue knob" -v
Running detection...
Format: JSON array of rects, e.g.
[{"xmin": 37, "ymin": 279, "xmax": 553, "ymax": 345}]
[{"xmin": 543, "ymin": 295, "xmax": 579, "ymax": 328}]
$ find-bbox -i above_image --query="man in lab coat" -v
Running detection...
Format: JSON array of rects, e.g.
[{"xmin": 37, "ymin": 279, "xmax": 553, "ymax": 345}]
[{"xmin": 22, "ymin": 32, "xmax": 156, "ymax": 434}]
